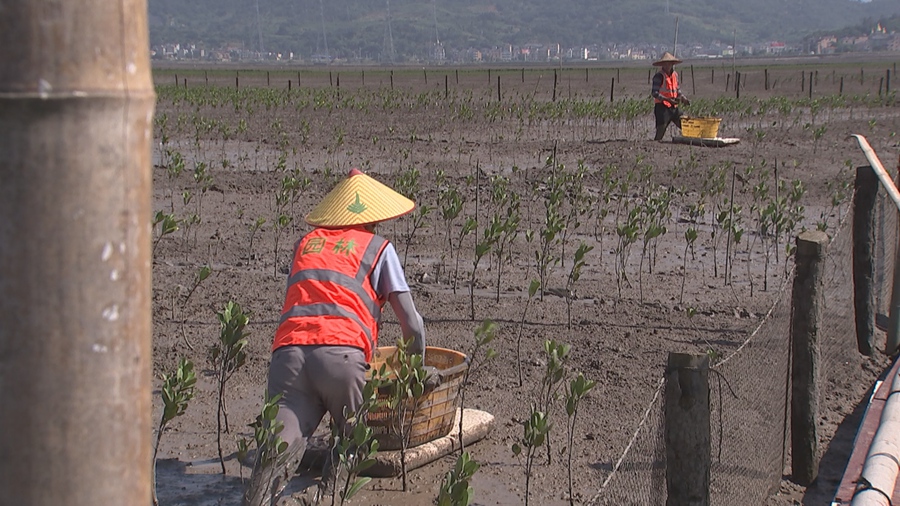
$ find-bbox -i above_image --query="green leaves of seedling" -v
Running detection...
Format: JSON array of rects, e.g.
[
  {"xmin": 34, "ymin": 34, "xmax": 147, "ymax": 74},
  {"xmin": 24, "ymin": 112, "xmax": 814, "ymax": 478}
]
[
  {"xmin": 438, "ymin": 452, "xmax": 481, "ymax": 506},
  {"xmin": 161, "ymin": 358, "xmax": 197, "ymax": 423}
]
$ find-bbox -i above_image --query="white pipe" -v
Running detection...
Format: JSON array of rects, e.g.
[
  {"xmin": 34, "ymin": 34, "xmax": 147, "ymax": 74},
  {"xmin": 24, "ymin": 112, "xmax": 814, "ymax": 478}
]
[{"xmin": 850, "ymin": 363, "xmax": 900, "ymax": 506}]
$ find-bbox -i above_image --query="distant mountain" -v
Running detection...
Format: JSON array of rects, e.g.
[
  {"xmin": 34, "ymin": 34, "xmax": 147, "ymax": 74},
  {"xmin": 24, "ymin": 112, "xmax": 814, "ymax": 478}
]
[{"xmin": 148, "ymin": 0, "xmax": 900, "ymax": 60}]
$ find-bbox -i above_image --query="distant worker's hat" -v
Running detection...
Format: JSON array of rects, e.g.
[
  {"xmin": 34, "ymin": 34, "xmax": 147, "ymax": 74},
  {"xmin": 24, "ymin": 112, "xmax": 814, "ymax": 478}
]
[
  {"xmin": 652, "ymin": 52, "xmax": 683, "ymax": 66},
  {"xmin": 306, "ymin": 168, "xmax": 415, "ymax": 228}
]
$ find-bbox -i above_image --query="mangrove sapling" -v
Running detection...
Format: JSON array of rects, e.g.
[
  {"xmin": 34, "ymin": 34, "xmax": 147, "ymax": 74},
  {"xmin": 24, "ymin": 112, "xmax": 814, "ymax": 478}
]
[
  {"xmin": 614, "ymin": 207, "xmax": 641, "ymax": 299},
  {"xmin": 403, "ymin": 204, "xmax": 433, "ymax": 270},
  {"xmin": 539, "ymin": 339, "xmax": 571, "ymax": 465},
  {"xmin": 153, "ymin": 358, "xmax": 196, "ymax": 506},
  {"xmin": 324, "ymin": 377, "xmax": 385, "ymax": 506},
  {"xmin": 565, "ymin": 243, "xmax": 593, "ymax": 329},
  {"xmin": 535, "ymin": 174, "xmax": 565, "ymax": 301},
  {"xmin": 179, "ymin": 264, "xmax": 212, "ymax": 350},
  {"xmin": 247, "ymin": 217, "xmax": 266, "ymax": 263},
  {"xmin": 457, "ymin": 320, "xmax": 498, "ymax": 452},
  {"xmin": 681, "ymin": 227, "xmax": 698, "ymax": 304},
  {"xmin": 208, "ymin": 301, "xmax": 251, "ymax": 474},
  {"xmin": 511, "ymin": 406, "xmax": 550, "ymax": 506},
  {"xmin": 240, "ymin": 392, "xmax": 292, "ymax": 506},
  {"xmin": 437, "ymin": 452, "xmax": 481, "ymax": 506},
  {"xmin": 453, "ymin": 218, "xmax": 478, "ymax": 294},
  {"xmin": 491, "ymin": 197, "xmax": 521, "ymax": 302},
  {"xmin": 564, "ymin": 373, "xmax": 596, "ymax": 506},
  {"xmin": 387, "ymin": 338, "xmax": 428, "ymax": 492},
  {"xmin": 152, "ymin": 210, "xmax": 181, "ymax": 255},
  {"xmin": 469, "ymin": 218, "xmax": 499, "ymax": 321},
  {"xmin": 439, "ymin": 186, "xmax": 463, "ymax": 284},
  {"xmin": 559, "ymin": 163, "xmax": 592, "ymax": 268}
]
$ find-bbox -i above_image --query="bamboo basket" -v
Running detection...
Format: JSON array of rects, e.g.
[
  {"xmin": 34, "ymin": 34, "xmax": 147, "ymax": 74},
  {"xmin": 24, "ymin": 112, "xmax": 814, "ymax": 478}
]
[
  {"xmin": 366, "ymin": 346, "xmax": 468, "ymax": 450},
  {"xmin": 681, "ymin": 117, "xmax": 722, "ymax": 138}
]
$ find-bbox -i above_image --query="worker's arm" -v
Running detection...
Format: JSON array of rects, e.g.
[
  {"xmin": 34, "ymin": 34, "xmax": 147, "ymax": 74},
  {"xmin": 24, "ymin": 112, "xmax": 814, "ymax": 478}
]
[
  {"xmin": 371, "ymin": 242, "xmax": 426, "ymax": 356},
  {"xmin": 650, "ymin": 72, "xmax": 664, "ymax": 100},
  {"xmin": 387, "ymin": 291, "xmax": 425, "ymax": 356}
]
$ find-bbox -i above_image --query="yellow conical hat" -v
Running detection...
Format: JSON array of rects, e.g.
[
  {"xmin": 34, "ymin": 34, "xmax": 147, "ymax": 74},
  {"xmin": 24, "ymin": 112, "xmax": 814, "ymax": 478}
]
[
  {"xmin": 653, "ymin": 52, "xmax": 683, "ymax": 66},
  {"xmin": 306, "ymin": 169, "xmax": 415, "ymax": 228}
]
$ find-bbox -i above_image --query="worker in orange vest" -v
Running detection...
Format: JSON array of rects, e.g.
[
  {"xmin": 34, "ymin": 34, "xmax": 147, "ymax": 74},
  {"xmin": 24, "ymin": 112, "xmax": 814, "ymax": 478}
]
[
  {"xmin": 651, "ymin": 52, "xmax": 691, "ymax": 141},
  {"xmin": 244, "ymin": 168, "xmax": 426, "ymax": 505}
]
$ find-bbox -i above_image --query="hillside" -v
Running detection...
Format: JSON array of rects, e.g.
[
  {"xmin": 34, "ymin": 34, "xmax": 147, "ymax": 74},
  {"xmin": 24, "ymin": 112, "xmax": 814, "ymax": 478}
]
[{"xmin": 148, "ymin": 0, "xmax": 900, "ymax": 60}]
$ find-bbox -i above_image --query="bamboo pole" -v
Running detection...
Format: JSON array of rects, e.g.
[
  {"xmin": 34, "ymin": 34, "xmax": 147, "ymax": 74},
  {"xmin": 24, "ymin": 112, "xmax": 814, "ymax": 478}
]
[
  {"xmin": 0, "ymin": 1, "xmax": 154, "ymax": 504},
  {"xmin": 850, "ymin": 365, "xmax": 900, "ymax": 505}
]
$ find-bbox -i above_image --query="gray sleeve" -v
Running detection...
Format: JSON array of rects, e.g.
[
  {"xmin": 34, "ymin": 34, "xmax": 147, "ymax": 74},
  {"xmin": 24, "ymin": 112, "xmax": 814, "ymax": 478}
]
[
  {"xmin": 370, "ymin": 243, "xmax": 410, "ymax": 298},
  {"xmin": 388, "ymin": 291, "xmax": 425, "ymax": 356}
]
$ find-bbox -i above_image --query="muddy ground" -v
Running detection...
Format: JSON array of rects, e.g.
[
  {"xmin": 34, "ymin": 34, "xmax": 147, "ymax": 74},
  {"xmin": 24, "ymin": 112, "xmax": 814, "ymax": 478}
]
[{"xmin": 150, "ymin": 56, "xmax": 900, "ymax": 505}]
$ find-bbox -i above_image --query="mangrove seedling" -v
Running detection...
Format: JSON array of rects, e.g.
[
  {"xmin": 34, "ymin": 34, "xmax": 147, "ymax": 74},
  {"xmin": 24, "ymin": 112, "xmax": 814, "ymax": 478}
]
[
  {"xmin": 437, "ymin": 451, "xmax": 481, "ymax": 506},
  {"xmin": 457, "ymin": 320, "xmax": 498, "ymax": 452},
  {"xmin": 153, "ymin": 358, "xmax": 196, "ymax": 506},
  {"xmin": 516, "ymin": 279, "xmax": 541, "ymax": 387},
  {"xmin": 565, "ymin": 242, "xmax": 593, "ymax": 329},
  {"xmin": 208, "ymin": 301, "xmax": 250, "ymax": 474},
  {"xmin": 386, "ymin": 338, "xmax": 428, "ymax": 492},
  {"xmin": 564, "ymin": 373, "xmax": 596, "ymax": 506},
  {"xmin": 179, "ymin": 264, "xmax": 211, "ymax": 350},
  {"xmin": 511, "ymin": 407, "xmax": 551, "ymax": 506}
]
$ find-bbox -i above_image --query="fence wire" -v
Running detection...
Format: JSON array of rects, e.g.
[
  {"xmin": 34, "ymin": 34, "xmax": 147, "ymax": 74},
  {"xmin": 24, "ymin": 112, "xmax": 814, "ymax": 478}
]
[{"xmin": 592, "ymin": 182, "xmax": 898, "ymax": 505}]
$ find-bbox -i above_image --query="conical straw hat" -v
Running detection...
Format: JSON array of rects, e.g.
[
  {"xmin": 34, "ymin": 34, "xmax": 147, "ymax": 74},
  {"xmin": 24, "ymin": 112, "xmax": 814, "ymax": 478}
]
[
  {"xmin": 653, "ymin": 52, "xmax": 683, "ymax": 66},
  {"xmin": 306, "ymin": 169, "xmax": 415, "ymax": 228}
]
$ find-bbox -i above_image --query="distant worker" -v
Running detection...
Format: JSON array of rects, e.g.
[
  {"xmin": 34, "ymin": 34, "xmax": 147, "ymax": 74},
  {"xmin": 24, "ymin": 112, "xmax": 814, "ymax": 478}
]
[
  {"xmin": 244, "ymin": 168, "xmax": 426, "ymax": 506},
  {"xmin": 651, "ymin": 52, "xmax": 691, "ymax": 141}
]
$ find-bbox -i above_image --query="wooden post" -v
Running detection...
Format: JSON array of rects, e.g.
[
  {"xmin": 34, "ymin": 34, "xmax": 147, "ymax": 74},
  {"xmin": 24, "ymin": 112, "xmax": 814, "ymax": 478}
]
[
  {"xmin": 840, "ymin": 76, "xmax": 844, "ymax": 96},
  {"xmin": 205, "ymin": 70, "xmax": 208, "ymax": 86},
  {"xmin": 522, "ymin": 68, "xmax": 525, "ymax": 83},
  {"xmin": 711, "ymin": 67, "xmax": 714, "ymax": 84},
  {"xmin": 887, "ymin": 69, "xmax": 891, "ymax": 94},
  {"xmin": 665, "ymin": 353, "xmax": 710, "ymax": 506},
  {"xmin": 362, "ymin": 70, "xmax": 365, "ymax": 86},
  {"xmin": 553, "ymin": 69, "xmax": 558, "ymax": 102},
  {"xmin": 585, "ymin": 67, "xmax": 588, "ymax": 82},
  {"xmin": 444, "ymin": 74, "xmax": 448, "ymax": 99},
  {"xmin": 390, "ymin": 70, "xmax": 393, "ymax": 90},
  {"xmin": 0, "ymin": 1, "xmax": 153, "ymax": 503},
  {"xmin": 801, "ymin": 71, "xmax": 805, "ymax": 92},
  {"xmin": 725, "ymin": 73, "xmax": 730, "ymax": 92},
  {"xmin": 765, "ymin": 68, "xmax": 769, "ymax": 90},
  {"xmin": 791, "ymin": 230, "xmax": 828, "ymax": 486},
  {"xmin": 854, "ymin": 166, "xmax": 879, "ymax": 356},
  {"xmin": 861, "ymin": 67, "xmax": 864, "ymax": 85},
  {"xmin": 809, "ymin": 71, "xmax": 813, "ymax": 99},
  {"xmin": 288, "ymin": 80, "xmax": 292, "ymax": 91},
  {"xmin": 497, "ymin": 75, "xmax": 500, "ymax": 102},
  {"xmin": 336, "ymin": 73, "xmax": 340, "ymax": 88},
  {"xmin": 266, "ymin": 71, "xmax": 270, "ymax": 86},
  {"xmin": 423, "ymin": 68, "xmax": 427, "ymax": 85},
  {"xmin": 648, "ymin": 68, "xmax": 651, "ymax": 84},
  {"xmin": 329, "ymin": 71, "xmax": 333, "ymax": 87},
  {"xmin": 455, "ymin": 69, "xmax": 459, "ymax": 84},
  {"xmin": 174, "ymin": 73, "xmax": 178, "ymax": 86},
  {"xmin": 735, "ymin": 71, "xmax": 741, "ymax": 99},
  {"xmin": 879, "ymin": 77, "xmax": 884, "ymax": 97},
  {"xmin": 690, "ymin": 64, "xmax": 695, "ymax": 96},
  {"xmin": 610, "ymin": 77, "xmax": 615, "ymax": 102}
]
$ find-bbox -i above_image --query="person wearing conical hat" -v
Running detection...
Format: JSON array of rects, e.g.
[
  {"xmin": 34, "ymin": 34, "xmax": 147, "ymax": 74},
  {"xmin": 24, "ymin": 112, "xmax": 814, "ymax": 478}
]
[
  {"xmin": 651, "ymin": 51, "xmax": 691, "ymax": 141},
  {"xmin": 244, "ymin": 168, "xmax": 426, "ymax": 505}
]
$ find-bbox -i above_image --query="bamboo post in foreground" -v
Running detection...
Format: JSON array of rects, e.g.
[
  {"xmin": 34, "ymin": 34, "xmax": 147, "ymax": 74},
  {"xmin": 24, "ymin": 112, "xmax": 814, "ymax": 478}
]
[
  {"xmin": 854, "ymin": 166, "xmax": 880, "ymax": 356},
  {"xmin": 790, "ymin": 231, "xmax": 829, "ymax": 486},
  {"xmin": 665, "ymin": 352, "xmax": 710, "ymax": 506},
  {"xmin": 0, "ymin": 1, "xmax": 154, "ymax": 504}
]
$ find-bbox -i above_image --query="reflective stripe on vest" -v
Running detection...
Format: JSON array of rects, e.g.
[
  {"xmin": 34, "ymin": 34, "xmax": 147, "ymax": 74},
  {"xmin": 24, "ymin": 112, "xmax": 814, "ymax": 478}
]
[
  {"xmin": 274, "ymin": 228, "xmax": 388, "ymax": 358},
  {"xmin": 654, "ymin": 71, "xmax": 679, "ymax": 107}
]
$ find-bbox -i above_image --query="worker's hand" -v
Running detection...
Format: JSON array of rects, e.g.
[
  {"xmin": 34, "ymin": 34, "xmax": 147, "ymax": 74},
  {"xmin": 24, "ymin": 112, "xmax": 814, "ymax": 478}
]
[{"xmin": 679, "ymin": 96, "xmax": 691, "ymax": 106}]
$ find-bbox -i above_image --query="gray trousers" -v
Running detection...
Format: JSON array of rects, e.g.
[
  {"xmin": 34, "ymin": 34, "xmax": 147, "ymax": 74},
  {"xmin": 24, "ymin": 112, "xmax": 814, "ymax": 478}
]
[{"xmin": 267, "ymin": 344, "xmax": 369, "ymax": 458}]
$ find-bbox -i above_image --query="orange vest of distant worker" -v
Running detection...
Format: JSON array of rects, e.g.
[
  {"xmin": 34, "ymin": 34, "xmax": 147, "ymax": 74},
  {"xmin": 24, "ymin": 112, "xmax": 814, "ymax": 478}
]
[
  {"xmin": 655, "ymin": 71, "xmax": 680, "ymax": 108},
  {"xmin": 273, "ymin": 227, "xmax": 388, "ymax": 361}
]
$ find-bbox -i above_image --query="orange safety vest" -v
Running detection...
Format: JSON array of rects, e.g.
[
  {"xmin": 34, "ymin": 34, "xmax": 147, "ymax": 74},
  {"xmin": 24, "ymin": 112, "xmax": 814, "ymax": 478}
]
[
  {"xmin": 654, "ymin": 70, "xmax": 680, "ymax": 108},
  {"xmin": 272, "ymin": 227, "xmax": 388, "ymax": 361}
]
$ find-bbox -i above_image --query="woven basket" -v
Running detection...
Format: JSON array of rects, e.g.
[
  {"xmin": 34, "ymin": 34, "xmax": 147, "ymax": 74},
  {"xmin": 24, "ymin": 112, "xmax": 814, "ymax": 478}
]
[
  {"xmin": 681, "ymin": 117, "xmax": 722, "ymax": 138},
  {"xmin": 366, "ymin": 346, "xmax": 468, "ymax": 450}
]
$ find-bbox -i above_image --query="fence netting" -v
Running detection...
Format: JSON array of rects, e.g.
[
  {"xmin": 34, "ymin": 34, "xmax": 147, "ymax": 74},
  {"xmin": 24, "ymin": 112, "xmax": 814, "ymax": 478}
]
[{"xmin": 592, "ymin": 179, "xmax": 897, "ymax": 505}]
